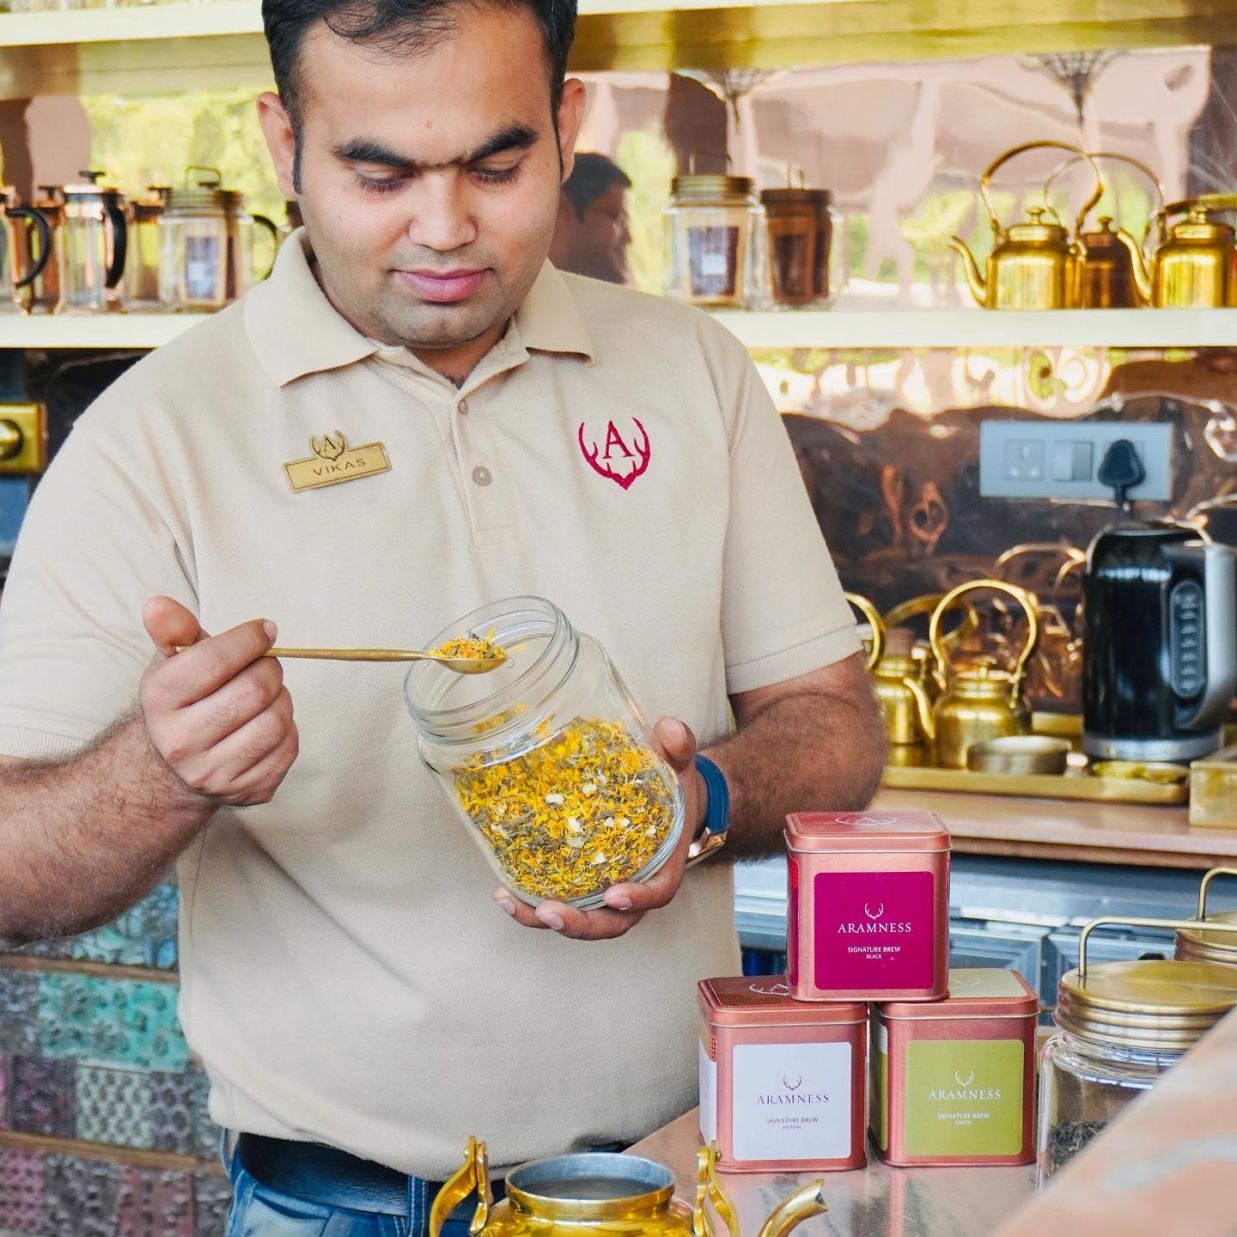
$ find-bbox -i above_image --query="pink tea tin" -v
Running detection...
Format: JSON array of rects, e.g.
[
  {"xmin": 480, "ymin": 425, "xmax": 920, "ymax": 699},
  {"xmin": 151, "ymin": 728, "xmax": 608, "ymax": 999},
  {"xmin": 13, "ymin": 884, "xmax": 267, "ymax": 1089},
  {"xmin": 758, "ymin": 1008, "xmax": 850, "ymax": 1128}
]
[
  {"xmin": 872, "ymin": 967, "xmax": 1037, "ymax": 1167},
  {"xmin": 785, "ymin": 810, "xmax": 951, "ymax": 1003},
  {"xmin": 696, "ymin": 975, "xmax": 867, "ymax": 1174}
]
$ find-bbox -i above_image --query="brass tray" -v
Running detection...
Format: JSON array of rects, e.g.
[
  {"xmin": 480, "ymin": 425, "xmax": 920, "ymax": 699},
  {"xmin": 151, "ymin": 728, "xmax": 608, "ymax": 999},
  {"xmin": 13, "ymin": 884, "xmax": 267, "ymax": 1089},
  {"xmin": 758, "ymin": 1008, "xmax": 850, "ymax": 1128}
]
[{"xmin": 881, "ymin": 764, "xmax": 1188, "ymax": 805}]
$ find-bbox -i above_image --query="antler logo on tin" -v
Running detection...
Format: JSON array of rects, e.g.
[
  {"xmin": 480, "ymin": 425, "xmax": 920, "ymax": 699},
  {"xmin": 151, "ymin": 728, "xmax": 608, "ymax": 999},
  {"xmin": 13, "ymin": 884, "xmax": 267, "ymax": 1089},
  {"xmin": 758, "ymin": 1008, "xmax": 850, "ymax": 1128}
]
[
  {"xmin": 864, "ymin": 902, "xmax": 885, "ymax": 920},
  {"xmin": 747, "ymin": 980, "xmax": 791, "ymax": 996},
  {"xmin": 577, "ymin": 418, "xmax": 651, "ymax": 490},
  {"xmin": 782, "ymin": 1075, "xmax": 802, "ymax": 1091}
]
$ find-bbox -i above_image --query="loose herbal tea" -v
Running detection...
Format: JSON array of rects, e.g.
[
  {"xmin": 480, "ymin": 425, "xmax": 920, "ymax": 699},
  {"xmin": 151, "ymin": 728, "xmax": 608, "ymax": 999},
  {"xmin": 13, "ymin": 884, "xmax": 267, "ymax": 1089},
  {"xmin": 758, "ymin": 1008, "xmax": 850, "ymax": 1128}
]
[
  {"xmin": 432, "ymin": 633, "xmax": 506, "ymax": 662},
  {"xmin": 450, "ymin": 716, "xmax": 678, "ymax": 900}
]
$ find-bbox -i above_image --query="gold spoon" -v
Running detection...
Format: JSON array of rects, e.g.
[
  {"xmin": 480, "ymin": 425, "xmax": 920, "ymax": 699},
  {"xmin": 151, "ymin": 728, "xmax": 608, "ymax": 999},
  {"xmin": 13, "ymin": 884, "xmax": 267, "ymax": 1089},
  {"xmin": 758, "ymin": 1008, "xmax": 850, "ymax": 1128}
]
[{"xmin": 175, "ymin": 644, "xmax": 508, "ymax": 674}]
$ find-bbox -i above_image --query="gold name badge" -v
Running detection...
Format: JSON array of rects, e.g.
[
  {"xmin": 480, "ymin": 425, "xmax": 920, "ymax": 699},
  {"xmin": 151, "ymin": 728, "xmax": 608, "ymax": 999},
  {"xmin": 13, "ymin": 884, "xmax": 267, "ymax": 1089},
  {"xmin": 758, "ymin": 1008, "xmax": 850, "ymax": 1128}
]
[{"xmin": 284, "ymin": 431, "xmax": 391, "ymax": 492}]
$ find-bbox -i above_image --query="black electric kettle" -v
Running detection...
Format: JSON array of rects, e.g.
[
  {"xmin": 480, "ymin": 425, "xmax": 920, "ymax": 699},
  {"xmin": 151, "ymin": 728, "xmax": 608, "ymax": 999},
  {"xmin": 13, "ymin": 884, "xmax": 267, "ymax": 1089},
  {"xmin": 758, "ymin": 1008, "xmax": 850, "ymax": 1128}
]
[{"xmin": 1083, "ymin": 440, "xmax": 1236, "ymax": 762}]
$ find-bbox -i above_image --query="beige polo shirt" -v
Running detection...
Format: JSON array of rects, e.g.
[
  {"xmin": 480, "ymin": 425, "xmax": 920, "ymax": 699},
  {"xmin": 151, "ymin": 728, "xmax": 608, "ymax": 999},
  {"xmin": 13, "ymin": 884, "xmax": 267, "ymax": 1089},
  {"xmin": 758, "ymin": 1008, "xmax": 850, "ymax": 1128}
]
[{"xmin": 0, "ymin": 234, "xmax": 858, "ymax": 1177}]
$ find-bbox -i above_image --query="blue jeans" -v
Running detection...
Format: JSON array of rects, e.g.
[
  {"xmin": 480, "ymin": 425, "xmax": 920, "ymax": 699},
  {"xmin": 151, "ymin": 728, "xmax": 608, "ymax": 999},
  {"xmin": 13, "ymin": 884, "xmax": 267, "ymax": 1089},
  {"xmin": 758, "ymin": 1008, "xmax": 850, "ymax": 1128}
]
[{"xmin": 223, "ymin": 1139, "xmax": 487, "ymax": 1237}]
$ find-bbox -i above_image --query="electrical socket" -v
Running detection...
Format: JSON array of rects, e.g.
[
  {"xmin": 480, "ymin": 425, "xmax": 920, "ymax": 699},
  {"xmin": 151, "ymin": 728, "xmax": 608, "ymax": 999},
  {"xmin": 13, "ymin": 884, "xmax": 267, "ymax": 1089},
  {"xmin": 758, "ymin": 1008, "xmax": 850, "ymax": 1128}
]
[{"xmin": 979, "ymin": 420, "xmax": 1173, "ymax": 502}]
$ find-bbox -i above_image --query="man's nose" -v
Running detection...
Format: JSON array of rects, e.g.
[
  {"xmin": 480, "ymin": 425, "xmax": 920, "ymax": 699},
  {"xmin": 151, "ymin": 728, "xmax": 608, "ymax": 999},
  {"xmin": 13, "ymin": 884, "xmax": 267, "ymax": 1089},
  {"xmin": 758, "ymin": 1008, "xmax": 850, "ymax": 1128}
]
[{"xmin": 407, "ymin": 174, "xmax": 478, "ymax": 253}]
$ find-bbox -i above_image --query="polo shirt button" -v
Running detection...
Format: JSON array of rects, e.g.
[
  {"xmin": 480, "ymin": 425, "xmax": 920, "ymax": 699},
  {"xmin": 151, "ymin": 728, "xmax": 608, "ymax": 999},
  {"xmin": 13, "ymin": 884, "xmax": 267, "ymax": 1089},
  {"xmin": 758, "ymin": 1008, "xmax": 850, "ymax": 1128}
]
[
  {"xmin": 472, "ymin": 465, "xmax": 492, "ymax": 487},
  {"xmin": 458, "ymin": 399, "xmax": 469, "ymax": 415}
]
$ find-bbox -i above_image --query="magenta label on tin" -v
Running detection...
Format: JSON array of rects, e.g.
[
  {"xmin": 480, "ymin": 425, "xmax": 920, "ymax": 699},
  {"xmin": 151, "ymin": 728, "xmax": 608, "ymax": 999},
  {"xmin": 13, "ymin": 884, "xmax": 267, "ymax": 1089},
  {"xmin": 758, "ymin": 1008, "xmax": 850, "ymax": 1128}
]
[{"xmin": 813, "ymin": 870, "xmax": 934, "ymax": 991}]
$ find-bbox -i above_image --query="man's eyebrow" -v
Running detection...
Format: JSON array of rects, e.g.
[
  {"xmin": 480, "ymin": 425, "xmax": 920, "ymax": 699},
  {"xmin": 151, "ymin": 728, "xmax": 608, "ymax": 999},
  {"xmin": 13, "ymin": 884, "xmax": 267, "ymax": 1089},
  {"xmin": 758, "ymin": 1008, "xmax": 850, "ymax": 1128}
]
[{"xmin": 332, "ymin": 124, "xmax": 539, "ymax": 173}]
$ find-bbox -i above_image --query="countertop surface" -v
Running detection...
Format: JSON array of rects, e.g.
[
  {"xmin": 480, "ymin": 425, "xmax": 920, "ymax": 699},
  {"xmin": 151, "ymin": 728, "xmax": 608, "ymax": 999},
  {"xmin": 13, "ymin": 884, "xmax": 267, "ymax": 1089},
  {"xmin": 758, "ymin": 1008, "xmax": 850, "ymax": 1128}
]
[
  {"xmin": 628, "ymin": 1111, "xmax": 1035, "ymax": 1237},
  {"xmin": 873, "ymin": 787, "xmax": 1235, "ymax": 869}
]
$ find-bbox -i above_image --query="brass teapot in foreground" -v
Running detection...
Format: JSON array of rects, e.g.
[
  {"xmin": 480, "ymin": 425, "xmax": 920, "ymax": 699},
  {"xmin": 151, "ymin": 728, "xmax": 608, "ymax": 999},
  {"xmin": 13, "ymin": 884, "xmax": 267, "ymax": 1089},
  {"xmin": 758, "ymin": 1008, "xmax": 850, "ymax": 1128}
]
[
  {"xmin": 928, "ymin": 581, "xmax": 1041, "ymax": 768},
  {"xmin": 429, "ymin": 1138, "xmax": 826, "ymax": 1237},
  {"xmin": 950, "ymin": 141, "xmax": 1102, "ymax": 310}
]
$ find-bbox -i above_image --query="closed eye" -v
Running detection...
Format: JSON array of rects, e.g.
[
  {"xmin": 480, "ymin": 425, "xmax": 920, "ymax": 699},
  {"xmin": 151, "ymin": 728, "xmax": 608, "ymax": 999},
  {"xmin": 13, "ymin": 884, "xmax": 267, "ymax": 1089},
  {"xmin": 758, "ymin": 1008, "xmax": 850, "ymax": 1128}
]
[{"xmin": 354, "ymin": 173, "xmax": 405, "ymax": 196}]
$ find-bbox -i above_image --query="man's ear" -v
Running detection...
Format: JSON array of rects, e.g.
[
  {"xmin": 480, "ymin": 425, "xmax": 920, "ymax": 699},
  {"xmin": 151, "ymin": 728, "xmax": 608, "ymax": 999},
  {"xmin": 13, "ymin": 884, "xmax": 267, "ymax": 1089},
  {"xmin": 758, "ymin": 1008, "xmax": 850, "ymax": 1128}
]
[
  {"xmin": 257, "ymin": 92, "xmax": 299, "ymax": 200},
  {"xmin": 556, "ymin": 78, "xmax": 587, "ymax": 183}
]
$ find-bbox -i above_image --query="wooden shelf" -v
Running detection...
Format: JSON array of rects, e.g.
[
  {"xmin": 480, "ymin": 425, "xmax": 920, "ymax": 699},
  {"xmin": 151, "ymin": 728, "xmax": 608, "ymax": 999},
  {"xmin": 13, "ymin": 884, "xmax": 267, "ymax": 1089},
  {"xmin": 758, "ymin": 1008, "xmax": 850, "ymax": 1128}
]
[
  {"xmin": 3, "ymin": 0, "xmax": 1237, "ymax": 97},
  {"xmin": 6, "ymin": 307, "xmax": 1237, "ymax": 351}
]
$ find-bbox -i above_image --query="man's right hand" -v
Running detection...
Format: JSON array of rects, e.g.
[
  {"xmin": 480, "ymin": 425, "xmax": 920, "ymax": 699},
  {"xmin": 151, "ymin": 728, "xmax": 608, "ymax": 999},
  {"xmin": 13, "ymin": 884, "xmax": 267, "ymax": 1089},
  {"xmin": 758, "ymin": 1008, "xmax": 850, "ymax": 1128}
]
[{"xmin": 139, "ymin": 596, "xmax": 299, "ymax": 806}]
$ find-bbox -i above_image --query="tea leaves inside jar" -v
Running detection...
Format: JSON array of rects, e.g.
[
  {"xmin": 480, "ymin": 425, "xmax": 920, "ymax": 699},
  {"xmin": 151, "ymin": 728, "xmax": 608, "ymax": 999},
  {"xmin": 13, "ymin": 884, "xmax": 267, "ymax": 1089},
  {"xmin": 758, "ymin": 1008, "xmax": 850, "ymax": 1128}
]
[{"xmin": 451, "ymin": 716, "xmax": 677, "ymax": 901}]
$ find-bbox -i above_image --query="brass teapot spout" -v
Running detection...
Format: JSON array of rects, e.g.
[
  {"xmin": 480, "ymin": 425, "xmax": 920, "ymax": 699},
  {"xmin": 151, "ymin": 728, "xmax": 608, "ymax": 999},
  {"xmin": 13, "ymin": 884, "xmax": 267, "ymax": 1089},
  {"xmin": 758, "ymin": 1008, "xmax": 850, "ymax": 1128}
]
[
  {"xmin": 949, "ymin": 235, "xmax": 987, "ymax": 306},
  {"xmin": 697, "ymin": 1144, "xmax": 827, "ymax": 1237},
  {"xmin": 757, "ymin": 1181, "xmax": 829, "ymax": 1237}
]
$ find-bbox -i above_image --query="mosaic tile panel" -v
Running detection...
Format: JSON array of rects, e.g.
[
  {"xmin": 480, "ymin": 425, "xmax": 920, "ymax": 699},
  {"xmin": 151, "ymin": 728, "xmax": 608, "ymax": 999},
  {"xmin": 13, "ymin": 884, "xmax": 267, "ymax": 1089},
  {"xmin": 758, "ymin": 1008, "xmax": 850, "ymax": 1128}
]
[
  {"xmin": 37, "ymin": 974, "xmax": 188, "ymax": 1071},
  {"xmin": 0, "ymin": 1052, "xmax": 7, "ymax": 1129},
  {"xmin": 0, "ymin": 972, "xmax": 38, "ymax": 1057},
  {"xmin": 115, "ymin": 1167, "xmax": 194, "ymax": 1237},
  {"xmin": 148, "ymin": 1071, "xmax": 196, "ymax": 1156},
  {"xmin": 75, "ymin": 1065, "xmax": 155, "ymax": 1150},
  {"xmin": 70, "ymin": 885, "xmax": 180, "ymax": 971},
  {"xmin": 188, "ymin": 1069, "xmax": 219, "ymax": 1161},
  {"xmin": 12, "ymin": 936, "xmax": 75, "ymax": 961},
  {"xmin": 191, "ymin": 1173, "xmax": 232, "ymax": 1237},
  {"xmin": 42, "ymin": 1153, "xmax": 119, "ymax": 1237},
  {"xmin": 8, "ymin": 1055, "xmax": 74, "ymax": 1138},
  {"xmin": 0, "ymin": 1146, "xmax": 44, "ymax": 1234}
]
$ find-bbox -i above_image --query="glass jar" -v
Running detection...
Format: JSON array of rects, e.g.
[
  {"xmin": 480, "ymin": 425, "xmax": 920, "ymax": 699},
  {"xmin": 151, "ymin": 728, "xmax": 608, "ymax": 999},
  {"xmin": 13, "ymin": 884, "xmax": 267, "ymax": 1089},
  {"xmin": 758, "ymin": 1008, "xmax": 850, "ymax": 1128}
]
[
  {"xmin": 760, "ymin": 189, "xmax": 819, "ymax": 307},
  {"xmin": 404, "ymin": 596, "xmax": 685, "ymax": 909},
  {"xmin": 1038, "ymin": 957, "xmax": 1237, "ymax": 1184},
  {"xmin": 125, "ymin": 195, "xmax": 165, "ymax": 311},
  {"xmin": 664, "ymin": 175, "xmax": 762, "ymax": 308},
  {"xmin": 159, "ymin": 186, "xmax": 229, "ymax": 311}
]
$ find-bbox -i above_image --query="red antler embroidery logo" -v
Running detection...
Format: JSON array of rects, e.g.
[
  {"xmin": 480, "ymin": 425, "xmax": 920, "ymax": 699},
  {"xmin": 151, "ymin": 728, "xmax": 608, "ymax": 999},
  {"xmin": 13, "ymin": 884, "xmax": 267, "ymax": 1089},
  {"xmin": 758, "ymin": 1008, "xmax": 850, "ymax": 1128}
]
[{"xmin": 577, "ymin": 418, "xmax": 651, "ymax": 490}]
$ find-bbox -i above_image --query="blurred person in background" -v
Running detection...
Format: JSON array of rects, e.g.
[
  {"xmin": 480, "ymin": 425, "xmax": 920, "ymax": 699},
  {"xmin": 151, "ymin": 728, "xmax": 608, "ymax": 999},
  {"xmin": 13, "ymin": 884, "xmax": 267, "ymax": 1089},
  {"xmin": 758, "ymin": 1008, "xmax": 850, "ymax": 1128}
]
[{"xmin": 550, "ymin": 151, "xmax": 631, "ymax": 283}]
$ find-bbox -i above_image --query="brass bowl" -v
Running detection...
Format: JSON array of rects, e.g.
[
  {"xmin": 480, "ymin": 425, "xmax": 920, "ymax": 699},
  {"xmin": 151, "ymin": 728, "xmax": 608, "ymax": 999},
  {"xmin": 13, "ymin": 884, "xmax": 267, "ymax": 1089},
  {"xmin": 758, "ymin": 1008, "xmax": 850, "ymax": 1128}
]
[{"xmin": 967, "ymin": 735, "xmax": 1070, "ymax": 776}]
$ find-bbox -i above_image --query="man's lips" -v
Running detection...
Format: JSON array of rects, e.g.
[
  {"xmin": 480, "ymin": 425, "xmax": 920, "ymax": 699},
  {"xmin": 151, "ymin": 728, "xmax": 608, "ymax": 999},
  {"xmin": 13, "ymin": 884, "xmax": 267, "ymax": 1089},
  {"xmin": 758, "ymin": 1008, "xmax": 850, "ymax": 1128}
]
[{"xmin": 396, "ymin": 269, "xmax": 486, "ymax": 303}]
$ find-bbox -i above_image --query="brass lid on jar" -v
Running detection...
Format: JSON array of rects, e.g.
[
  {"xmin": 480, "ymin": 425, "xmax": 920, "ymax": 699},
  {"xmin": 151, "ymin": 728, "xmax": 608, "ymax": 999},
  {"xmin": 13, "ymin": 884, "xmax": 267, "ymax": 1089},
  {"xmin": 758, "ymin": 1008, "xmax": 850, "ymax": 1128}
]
[
  {"xmin": 670, "ymin": 174, "xmax": 755, "ymax": 200},
  {"xmin": 760, "ymin": 188, "xmax": 817, "ymax": 209},
  {"xmin": 1056, "ymin": 959, "xmax": 1237, "ymax": 1050},
  {"xmin": 1176, "ymin": 910, "xmax": 1237, "ymax": 965},
  {"xmin": 164, "ymin": 185, "xmax": 228, "ymax": 215}
]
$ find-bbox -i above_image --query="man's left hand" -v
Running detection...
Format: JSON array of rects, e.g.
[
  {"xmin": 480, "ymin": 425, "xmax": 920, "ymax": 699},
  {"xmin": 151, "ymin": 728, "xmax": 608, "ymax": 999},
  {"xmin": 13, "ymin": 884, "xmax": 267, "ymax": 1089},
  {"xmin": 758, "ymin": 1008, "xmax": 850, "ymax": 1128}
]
[{"xmin": 492, "ymin": 716, "xmax": 705, "ymax": 940}]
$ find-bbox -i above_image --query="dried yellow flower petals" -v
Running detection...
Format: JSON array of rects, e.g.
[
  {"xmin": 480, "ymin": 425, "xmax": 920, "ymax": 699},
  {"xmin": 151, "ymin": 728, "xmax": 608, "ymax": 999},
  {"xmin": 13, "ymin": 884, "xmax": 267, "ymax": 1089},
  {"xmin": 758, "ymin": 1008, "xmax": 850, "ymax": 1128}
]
[
  {"xmin": 450, "ymin": 716, "xmax": 678, "ymax": 901},
  {"xmin": 432, "ymin": 632, "xmax": 506, "ymax": 662}
]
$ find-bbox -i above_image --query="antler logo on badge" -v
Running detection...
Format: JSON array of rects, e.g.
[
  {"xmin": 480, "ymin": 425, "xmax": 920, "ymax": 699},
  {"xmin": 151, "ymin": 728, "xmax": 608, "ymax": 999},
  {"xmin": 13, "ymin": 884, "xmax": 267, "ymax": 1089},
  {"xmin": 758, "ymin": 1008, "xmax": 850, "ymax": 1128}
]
[{"xmin": 578, "ymin": 418, "xmax": 651, "ymax": 490}]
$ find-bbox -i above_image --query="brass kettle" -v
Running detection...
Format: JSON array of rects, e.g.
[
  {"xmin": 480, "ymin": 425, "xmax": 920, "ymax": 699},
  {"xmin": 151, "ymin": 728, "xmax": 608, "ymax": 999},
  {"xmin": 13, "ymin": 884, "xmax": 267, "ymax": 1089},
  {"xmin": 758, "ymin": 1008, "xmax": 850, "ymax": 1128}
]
[
  {"xmin": 928, "ymin": 581, "xmax": 1041, "ymax": 768},
  {"xmin": 1042, "ymin": 150, "xmax": 1163, "ymax": 309},
  {"xmin": 950, "ymin": 141, "xmax": 1102, "ymax": 310},
  {"xmin": 1125, "ymin": 195, "xmax": 1237, "ymax": 309},
  {"xmin": 429, "ymin": 1138, "xmax": 826, "ymax": 1237},
  {"xmin": 847, "ymin": 593, "xmax": 935, "ymax": 751}
]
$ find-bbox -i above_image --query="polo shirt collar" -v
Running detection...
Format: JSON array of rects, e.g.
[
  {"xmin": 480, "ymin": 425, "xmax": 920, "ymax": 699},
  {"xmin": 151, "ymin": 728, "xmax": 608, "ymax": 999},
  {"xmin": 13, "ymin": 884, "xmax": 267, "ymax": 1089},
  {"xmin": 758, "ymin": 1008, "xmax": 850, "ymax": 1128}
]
[
  {"xmin": 244, "ymin": 231, "xmax": 377, "ymax": 388},
  {"xmin": 244, "ymin": 231, "xmax": 593, "ymax": 387}
]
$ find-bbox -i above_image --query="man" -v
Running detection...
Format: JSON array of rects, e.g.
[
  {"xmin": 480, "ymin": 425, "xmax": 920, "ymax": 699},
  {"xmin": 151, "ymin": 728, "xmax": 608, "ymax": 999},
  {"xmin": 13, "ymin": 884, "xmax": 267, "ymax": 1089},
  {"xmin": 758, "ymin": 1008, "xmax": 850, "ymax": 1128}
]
[
  {"xmin": 0, "ymin": 0, "xmax": 884, "ymax": 1230},
  {"xmin": 549, "ymin": 151, "xmax": 632, "ymax": 284}
]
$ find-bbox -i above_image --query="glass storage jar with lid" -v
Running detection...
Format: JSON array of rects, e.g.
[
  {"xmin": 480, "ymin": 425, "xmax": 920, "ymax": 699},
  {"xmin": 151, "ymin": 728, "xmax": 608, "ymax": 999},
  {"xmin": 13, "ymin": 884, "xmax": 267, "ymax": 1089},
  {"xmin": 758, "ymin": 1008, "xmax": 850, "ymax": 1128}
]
[
  {"xmin": 159, "ymin": 182, "xmax": 229, "ymax": 311},
  {"xmin": 664, "ymin": 175, "xmax": 762, "ymax": 308},
  {"xmin": 1176, "ymin": 867, "xmax": 1237, "ymax": 966},
  {"xmin": 125, "ymin": 189, "xmax": 167, "ymax": 311},
  {"xmin": 220, "ymin": 189, "xmax": 279, "ymax": 300},
  {"xmin": 405, "ymin": 596, "xmax": 685, "ymax": 909},
  {"xmin": 1039, "ymin": 915, "xmax": 1237, "ymax": 1185}
]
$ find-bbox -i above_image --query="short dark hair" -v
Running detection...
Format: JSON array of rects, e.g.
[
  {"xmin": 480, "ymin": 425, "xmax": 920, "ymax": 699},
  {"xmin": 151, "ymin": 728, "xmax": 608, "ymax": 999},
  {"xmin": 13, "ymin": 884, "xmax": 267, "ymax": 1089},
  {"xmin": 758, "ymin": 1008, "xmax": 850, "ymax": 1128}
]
[
  {"xmin": 562, "ymin": 152, "xmax": 631, "ymax": 217},
  {"xmin": 263, "ymin": 0, "xmax": 577, "ymax": 179}
]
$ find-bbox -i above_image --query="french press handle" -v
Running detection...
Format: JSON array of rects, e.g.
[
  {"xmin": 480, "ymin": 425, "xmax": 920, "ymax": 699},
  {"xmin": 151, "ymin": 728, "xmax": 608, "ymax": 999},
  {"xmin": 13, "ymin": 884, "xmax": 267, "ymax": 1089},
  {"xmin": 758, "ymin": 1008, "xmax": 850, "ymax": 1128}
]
[
  {"xmin": 7, "ymin": 206, "xmax": 52, "ymax": 288},
  {"xmin": 104, "ymin": 198, "xmax": 127, "ymax": 290}
]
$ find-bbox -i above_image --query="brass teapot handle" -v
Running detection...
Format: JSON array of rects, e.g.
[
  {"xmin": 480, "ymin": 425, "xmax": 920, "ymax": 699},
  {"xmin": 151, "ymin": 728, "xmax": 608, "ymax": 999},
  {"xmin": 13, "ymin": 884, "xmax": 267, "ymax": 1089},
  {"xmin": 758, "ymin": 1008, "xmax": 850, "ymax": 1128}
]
[
  {"xmin": 979, "ymin": 140, "xmax": 1103, "ymax": 241},
  {"xmin": 694, "ymin": 1143, "xmax": 740, "ymax": 1237},
  {"xmin": 430, "ymin": 1137, "xmax": 493, "ymax": 1237},
  {"xmin": 928, "ymin": 580, "xmax": 1041, "ymax": 705},
  {"xmin": 882, "ymin": 592, "xmax": 980, "ymax": 650},
  {"xmin": 1042, "ymin": 151, "xmax": 1164, "ymax": 241},
  {"xmin": 844, "ymin": 591, "xmax": 885, "ymax": 672}
]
